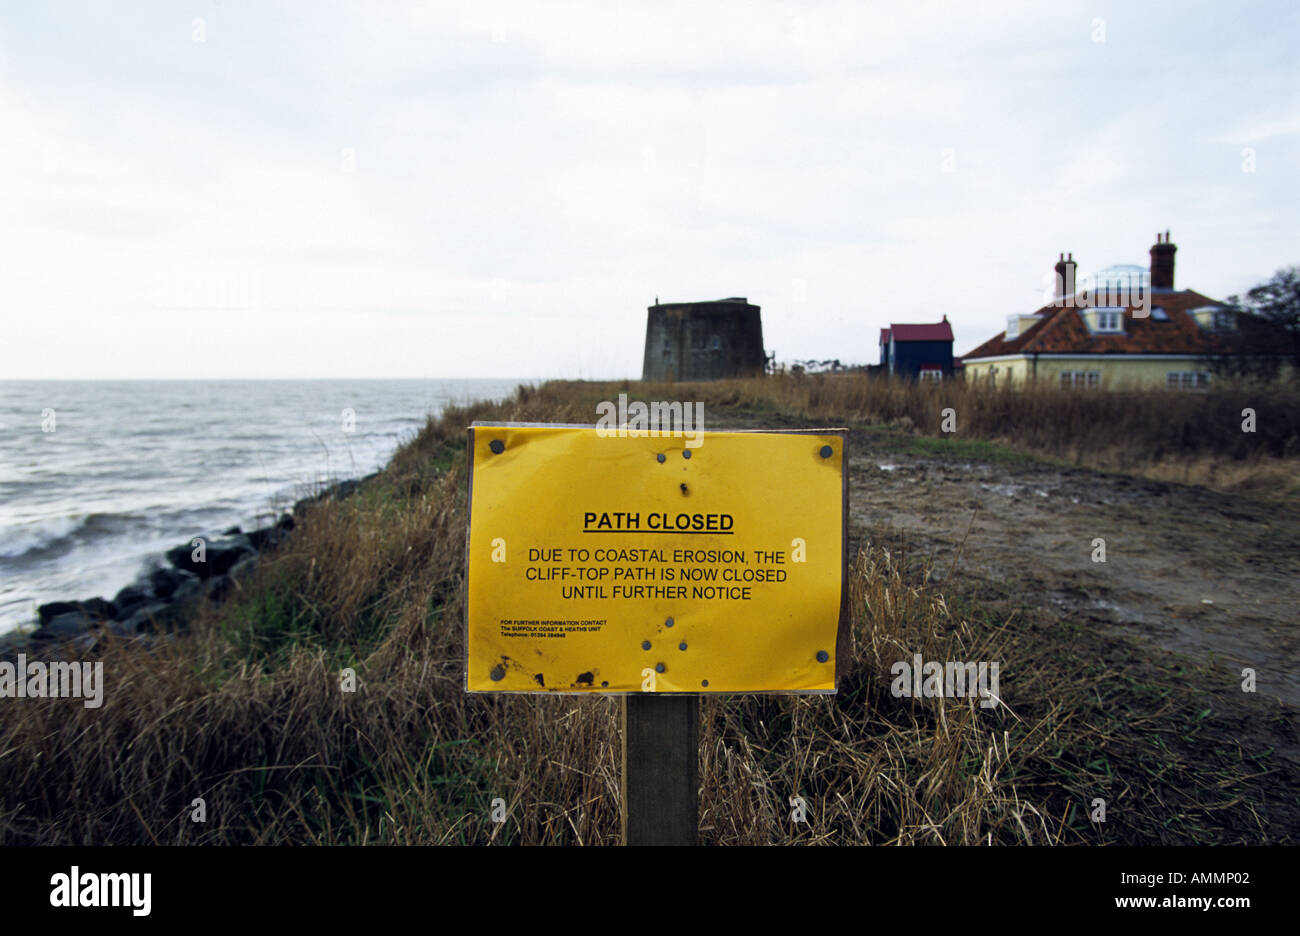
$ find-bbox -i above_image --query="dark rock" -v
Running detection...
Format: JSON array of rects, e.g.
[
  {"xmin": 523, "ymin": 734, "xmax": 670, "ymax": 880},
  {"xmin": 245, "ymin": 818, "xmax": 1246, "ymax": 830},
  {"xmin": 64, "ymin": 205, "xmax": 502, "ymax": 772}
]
[
  {"xmin": 166, "ymin": 534, "xmax": 254, "ymax": 579},
  {"xmin": 208, "ymin": 535, "xmax": 255, "ymax": 574},
  {"xmin": 38, "ymin": 598, "xmax": 116, "ymax": 627},
  {"xmin": 229, "ymin": 554, "xmax": 257, "ymax": 585},
  {"xmin": 293, "ymin": 490, "xmax": 327, "ymax": 514},
  {"xmin": 102, "ymin": 617, "xmax": 141, "ymax": 638},
  {"xmin": 121, "ymin": 603, "xmax": 166, "ymax": 634},
  {"xmin": 112, "ymin": 583, "xmax": 152, "ymax": 619},
  {"xmin": 204, "ymin": 574, "xmax": 237, "ymax": 603},
  {"xmin": 71, "ymin": 632, "xmax": 98, "ymax": 655},
  {"xmin": 246, "ymin": 525, "xmax": 282, "ymax": 551},
  {"xmin": 246, "ymin": 515, "xmax": 294, "ymax": 551},
  {"xmin": 150, "ymin": 566, "xmax": 197, "ymax": 600},
  {"xmin": 77, "ymin": 597, "xmax": 117, "ymax": 621},
  {"xmin": 37, "ymin": 601, "xmax": 82, "ymax": 625},
  {"xmin": 122, "ymin": 601, "xmax": 189, "ymax": 634},
  {"xmin": 165, "ymin": 540, "xmax": 203, "ymax": 575},
  {"xmin": 171, "ymin": 572, "xmax": 202, "ymax": 605},
  {"xmin": 293, "ymin": 478, "xmax": 366, "ymax": 516},
  {"xmin": 32, "ymin": 611, "xmax": 92, "ymax": 642},
  {"xmin": 222, "ymin": 525, "xmax": 242, "ymax": 536}
]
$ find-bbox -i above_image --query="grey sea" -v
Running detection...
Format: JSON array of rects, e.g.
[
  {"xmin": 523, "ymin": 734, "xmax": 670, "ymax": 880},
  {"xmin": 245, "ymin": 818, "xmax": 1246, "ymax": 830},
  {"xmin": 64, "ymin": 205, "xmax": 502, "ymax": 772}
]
[{"xmin": 0, "ymin": 379, "xmax": 524, "ymax": 634}]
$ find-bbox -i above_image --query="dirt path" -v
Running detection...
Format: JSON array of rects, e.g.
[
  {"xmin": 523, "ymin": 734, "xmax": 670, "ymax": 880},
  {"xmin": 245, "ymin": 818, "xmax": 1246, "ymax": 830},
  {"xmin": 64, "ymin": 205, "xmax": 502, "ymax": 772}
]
[{"xmin": 845, "ymin": 437, "xmax": 1300, "ymax": 713}]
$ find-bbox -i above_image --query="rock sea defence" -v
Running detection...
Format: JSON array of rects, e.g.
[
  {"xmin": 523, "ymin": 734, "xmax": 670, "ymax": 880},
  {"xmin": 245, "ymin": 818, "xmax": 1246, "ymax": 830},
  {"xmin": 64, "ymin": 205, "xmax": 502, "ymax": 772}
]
[{"xmin": 5, "ymin": 474, "xmax": 376, "ymax": 654}]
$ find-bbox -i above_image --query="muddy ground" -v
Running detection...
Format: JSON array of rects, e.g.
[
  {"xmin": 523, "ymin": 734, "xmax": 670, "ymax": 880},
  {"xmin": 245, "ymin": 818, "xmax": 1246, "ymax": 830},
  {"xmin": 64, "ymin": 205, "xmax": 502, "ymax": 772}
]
[{"xmin": 840, "ymin": 429, "xmax": 1300, "ymax": 769}]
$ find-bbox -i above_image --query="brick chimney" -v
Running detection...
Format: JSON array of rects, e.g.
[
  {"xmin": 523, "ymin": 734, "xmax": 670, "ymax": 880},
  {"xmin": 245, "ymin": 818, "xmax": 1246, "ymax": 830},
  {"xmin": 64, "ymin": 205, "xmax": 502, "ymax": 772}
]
[
  {"xmin": 1053, "ymin": 252, "xmax": 1078, "ymax": 302},
  {"xmin": 1150, "ymin": 230, "xmax": 1176, "ymax": 290}
]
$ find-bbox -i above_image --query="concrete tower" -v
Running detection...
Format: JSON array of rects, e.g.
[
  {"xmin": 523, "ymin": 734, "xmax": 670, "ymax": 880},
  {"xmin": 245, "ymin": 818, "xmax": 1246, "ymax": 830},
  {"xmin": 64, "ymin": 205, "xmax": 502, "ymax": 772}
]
[{"xmin": 641, "ymin": 297, "xmax": 765, "ymax": 381}]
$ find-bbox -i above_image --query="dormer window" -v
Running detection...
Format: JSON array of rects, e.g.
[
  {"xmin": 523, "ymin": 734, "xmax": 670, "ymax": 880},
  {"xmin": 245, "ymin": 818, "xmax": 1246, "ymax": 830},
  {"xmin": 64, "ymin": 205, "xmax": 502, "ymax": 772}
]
[
  {"xmin": 1096, "ymin": 310, "xmax": 1123, "ymax": 333},
  {"xmin": 1081, "ymin": 307, "xmax": 1125, "ymax": 335},
  {"xmin": 1151, "ymin": 306, "xmax": 1168, "ymax": 320},
  {"xmin": 1191, "ymin": 306, "xmax": 1236, "ymax": 332}
]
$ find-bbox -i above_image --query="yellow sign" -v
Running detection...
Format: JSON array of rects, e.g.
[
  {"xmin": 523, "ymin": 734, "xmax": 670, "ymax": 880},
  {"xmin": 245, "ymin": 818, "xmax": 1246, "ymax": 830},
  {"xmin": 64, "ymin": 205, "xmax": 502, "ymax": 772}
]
[{"xmin": 465, "ymin": 423, "xmax": 846, "ymax": 693}]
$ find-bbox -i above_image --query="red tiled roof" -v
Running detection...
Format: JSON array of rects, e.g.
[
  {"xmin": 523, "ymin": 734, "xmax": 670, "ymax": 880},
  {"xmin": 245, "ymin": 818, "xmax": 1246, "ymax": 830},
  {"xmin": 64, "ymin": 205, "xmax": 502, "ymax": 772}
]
[
  {"xmin": 890, "ymin": 321, "xmax": 954, "ymax": 342},
  {"xmin": 962, "ymin": 290, "xmax": 1233, "ymax": 359}
]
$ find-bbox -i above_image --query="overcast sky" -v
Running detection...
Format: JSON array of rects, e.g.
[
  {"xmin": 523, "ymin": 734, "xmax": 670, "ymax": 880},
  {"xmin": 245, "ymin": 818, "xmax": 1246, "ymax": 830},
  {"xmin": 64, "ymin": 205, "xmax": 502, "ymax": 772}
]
[{"xmin": 2, "ymin": 1, "xmax": 1296, "ymax": 379}]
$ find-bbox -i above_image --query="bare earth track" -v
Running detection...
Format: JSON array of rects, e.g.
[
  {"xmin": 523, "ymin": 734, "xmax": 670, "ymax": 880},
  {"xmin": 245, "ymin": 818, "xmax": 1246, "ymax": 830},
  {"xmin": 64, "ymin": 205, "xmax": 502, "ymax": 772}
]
[
  {"xmin": 848, "ymin": 442, "xmax": 1300, "ymax": 708},
  {"xmin": 832, "ymin": 429, "xmax": 1300, "ymax": 787}
]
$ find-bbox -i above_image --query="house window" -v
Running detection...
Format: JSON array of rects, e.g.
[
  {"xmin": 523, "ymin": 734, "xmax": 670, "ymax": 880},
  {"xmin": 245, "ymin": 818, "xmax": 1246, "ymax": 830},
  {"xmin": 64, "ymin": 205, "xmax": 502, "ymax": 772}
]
[
  {"xmin": 1095, "ymin": 310, "xmax": 1123, "ymax": 333},
  {"xmin": 710, "ymin": 335, "xmax": 721, "ymax": 350},
  {"xmin": 1060, "ymin": 370, "xmax": 1100, "ymax": 389},
  {"xmin": 1167, "ymin": 371, "xmax": 1209, "ymax": 390},
  {"xmin": 1211, "ymin": 310, "xmax": 1235, "ymax": 331},
  {"xmin": 919, "ymin": 367, "xmax": 943, "ymax": 383}
]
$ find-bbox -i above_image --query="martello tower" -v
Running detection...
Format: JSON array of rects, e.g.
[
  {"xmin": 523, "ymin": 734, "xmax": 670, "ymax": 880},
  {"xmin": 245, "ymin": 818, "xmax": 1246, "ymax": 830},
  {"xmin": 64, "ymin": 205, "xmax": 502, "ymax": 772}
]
[{"xmin": 641, "ymin": 297, "xmax": 765, "ymax": 381}]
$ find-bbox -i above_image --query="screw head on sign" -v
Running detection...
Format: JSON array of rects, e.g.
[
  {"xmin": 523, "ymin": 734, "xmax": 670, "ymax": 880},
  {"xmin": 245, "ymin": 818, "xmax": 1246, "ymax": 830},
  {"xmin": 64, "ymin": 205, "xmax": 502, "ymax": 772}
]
[
  {"xmin": 489, "ymin": 440, "xmax": 505, "ymax": 454},
  {"xmin": 678, "ymin": 642, "xmax": 687, "ymax": 651},
  {"xmin": 657, "ymin": 453, "xmax": 666, "ymax": 463},
  {"xmin": 665, "ymin": 617, "xmax": 674, "ymax": 627},
  {"xmin": 816, "ymin": 650, "xmax": 829, "ymax": 663},
  {"xmin": 682, "ymin": 450, "xmax": 691, "ymax": 459},
  {"xmin": 655, "ymin": 663, "xmax": 665, "ymax": 673},
  {"xmin": 819, "ymin": 445, "xmax": 832, "ymax": 458},
  {"xmin": 641, "ymin": 640, "xmax": 651, "ymax": 650}
]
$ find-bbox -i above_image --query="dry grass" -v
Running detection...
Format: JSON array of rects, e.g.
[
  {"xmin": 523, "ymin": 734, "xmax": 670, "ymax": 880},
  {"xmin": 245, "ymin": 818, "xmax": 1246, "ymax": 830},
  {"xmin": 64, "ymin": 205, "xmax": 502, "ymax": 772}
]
[
  {"xmin": 0, "ymin": 378, "xmax": 1294, "ymax": 845},
  {"xmin": 598, "ymin": 373, "xmax": 1300, "ymax": 500}
]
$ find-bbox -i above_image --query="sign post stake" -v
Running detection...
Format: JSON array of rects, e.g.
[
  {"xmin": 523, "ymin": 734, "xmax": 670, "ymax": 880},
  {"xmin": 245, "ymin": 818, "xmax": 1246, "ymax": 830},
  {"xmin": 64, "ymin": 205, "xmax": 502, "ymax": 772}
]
[{"xmin": 621, "ymin": 694, "xmax": 698, "ymax": 845}]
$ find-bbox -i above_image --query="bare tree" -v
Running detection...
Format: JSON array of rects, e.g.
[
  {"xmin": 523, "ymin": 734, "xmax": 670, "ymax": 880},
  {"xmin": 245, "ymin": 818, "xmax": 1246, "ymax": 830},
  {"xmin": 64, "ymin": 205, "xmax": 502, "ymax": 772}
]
[{"xmin": 1203, "ymin": 266, "xmax": 1300, "ymax": 383}]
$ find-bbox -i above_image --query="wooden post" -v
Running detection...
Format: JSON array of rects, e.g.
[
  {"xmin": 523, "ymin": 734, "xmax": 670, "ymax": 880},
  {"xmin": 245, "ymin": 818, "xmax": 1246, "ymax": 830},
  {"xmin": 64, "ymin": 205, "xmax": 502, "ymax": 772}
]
[{"xmin": 621, "ymin": 694, "xmax": 698, "ymax": 845}]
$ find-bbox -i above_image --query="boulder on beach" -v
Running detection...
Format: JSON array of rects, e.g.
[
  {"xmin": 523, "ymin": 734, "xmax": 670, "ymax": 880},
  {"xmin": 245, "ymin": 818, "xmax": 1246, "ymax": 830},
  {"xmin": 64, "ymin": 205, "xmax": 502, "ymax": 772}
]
[
  {"xmin": 247, "ymin": 513, "xmax": 293, "ymax": 551},
  {"xmin": 32, "ymin": 611, "xmax": 93, "ymax": 642},
  {"xmin": 165, "ymin": 534, "xmax": 255, "ymax": 579},
  {"xmin": 149, "ymin": 566, "xmax": 200, "ymax": 601},
  {"xmin": 111, "ymin": 583, "xmax": 152, "ymax": 619},
  {"xmin": 121, "ymin": 600, "xmax": 190, "ymax": 634},
  {"xmin": 203, "ymin": 573, "xmax": 236, "ymax": 603},
  {"xmin": 37, "ymin": 597, "xmax": 117, "ymax": 627}
]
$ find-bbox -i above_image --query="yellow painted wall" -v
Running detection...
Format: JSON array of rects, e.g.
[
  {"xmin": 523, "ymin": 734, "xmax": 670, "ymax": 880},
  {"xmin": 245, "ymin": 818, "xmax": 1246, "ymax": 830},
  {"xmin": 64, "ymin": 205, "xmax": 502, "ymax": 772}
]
[{"xmin": 962, "ymin": 356, "xmax": 1217, "ymax": 389}]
